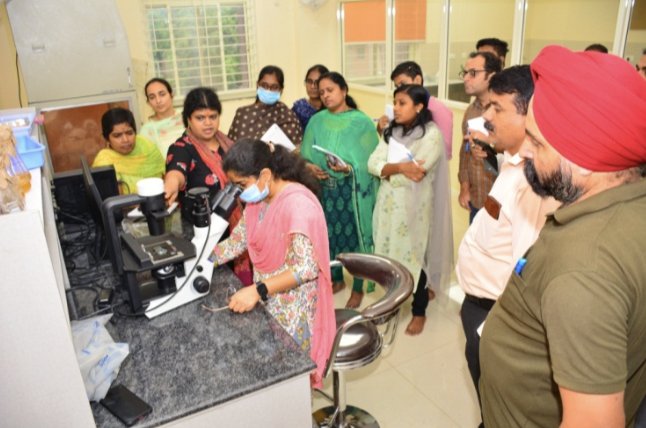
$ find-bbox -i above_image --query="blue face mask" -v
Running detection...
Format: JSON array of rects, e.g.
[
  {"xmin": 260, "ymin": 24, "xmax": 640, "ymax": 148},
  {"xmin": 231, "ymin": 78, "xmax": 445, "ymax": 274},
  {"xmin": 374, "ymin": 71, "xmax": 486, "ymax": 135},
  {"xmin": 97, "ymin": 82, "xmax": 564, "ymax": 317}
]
[
  {"xmin": 257, "ymin": 87, "xmax": 281, "ymax": 105},
  {"xmin": 239, "ymin": 176, "xmax": 269, "ymax": 203}
]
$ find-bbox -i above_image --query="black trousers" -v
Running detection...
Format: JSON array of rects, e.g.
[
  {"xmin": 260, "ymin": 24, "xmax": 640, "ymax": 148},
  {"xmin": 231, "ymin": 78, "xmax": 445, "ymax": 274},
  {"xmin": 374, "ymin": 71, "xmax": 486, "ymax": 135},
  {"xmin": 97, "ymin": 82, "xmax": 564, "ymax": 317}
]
[
  {"xmin": 461, "ymin": 297, "xmax": 492, "ymax": 428},
  {"xmin": 636, "ymin": 393, "xmax": 646, "ymax": 428},
  {"xmin": 411, "ymin": 269, "xmax": 429, "ymax": 317}
]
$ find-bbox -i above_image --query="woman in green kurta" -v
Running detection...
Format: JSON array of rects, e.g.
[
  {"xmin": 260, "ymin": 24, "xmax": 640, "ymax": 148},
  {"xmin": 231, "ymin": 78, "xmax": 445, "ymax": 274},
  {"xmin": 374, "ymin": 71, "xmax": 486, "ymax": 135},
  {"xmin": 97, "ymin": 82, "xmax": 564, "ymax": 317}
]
[
  {"xmin": 300, "ymin": 72, "xmax": 379, "ymax": 307},
  {"xmin": 367, "ymin": 84, "xmax": 453, "ymax": 334},
  {"xmin": 93, "ymin": 107, "xmax": 165, "ymax": 195}
]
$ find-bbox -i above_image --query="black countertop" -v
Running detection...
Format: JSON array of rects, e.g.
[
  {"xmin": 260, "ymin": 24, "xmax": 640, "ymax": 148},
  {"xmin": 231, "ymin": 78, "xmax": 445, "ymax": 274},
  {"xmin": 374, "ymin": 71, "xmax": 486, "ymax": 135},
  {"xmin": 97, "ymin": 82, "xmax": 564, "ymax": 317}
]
[{"xmin": 89, "ymin": 266, "xmax": 316, "ymax": 428}]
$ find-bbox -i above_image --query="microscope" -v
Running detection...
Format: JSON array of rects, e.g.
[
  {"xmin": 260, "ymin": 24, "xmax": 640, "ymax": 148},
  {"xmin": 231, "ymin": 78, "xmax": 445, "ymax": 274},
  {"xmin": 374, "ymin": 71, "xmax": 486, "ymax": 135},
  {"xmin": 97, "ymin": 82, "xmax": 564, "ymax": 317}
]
[{"xmin": 101, "ymin": 178, "xmax": 241, "ymax": 318}]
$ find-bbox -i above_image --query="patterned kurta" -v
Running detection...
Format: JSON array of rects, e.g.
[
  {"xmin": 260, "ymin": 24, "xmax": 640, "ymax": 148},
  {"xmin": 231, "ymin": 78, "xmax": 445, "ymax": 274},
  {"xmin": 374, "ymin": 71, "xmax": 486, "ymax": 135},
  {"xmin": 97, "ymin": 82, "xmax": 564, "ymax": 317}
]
[
  {"xmin": 210, "ymin": 204, "xmax": 320, "ymax": 353},
  {"xmin": 368, "ymin": 125, "xmax": 442, "ymax": 287},
  {"xmin": 227, "ymin": 102, "xmax": 303, "ymax": 148},
  {"xmin": 292, "ymin": 98, "xmax": 318, "ymax": 132},
  {"xmin": 139, "ymin": 111, "xmax": 185, "ymax": 158}
]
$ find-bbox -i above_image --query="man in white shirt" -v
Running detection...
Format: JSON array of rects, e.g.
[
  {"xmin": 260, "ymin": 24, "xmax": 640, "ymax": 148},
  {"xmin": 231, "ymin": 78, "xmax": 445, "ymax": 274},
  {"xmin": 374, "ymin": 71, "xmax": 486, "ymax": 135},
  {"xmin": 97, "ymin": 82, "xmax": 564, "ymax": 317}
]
[{"xmin": 456, "ymin": 65, "xmax": 560, "ymax": 428}]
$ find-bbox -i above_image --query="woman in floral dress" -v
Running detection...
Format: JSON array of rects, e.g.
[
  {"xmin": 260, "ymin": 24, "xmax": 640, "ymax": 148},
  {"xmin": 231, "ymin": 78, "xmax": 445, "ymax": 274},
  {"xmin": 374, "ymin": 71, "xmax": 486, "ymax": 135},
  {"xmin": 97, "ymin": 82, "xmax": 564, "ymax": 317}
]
[
  {"xmin": 208, "ymin": 139, "xmax": 335, "ymax": 388},
  {"xmin": 368, "ymin": 84, "xmax": 453, "ymax": 335}
]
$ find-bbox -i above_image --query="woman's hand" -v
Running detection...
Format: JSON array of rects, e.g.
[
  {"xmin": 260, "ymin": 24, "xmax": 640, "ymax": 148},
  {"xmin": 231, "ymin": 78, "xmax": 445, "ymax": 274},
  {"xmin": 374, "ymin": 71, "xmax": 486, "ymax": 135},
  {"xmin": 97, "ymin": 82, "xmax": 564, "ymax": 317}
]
[
  {"xmin": 164, "ymin": 170, "xmax": 185, "ymax": 206},
  {"xmin": 327, "ymin": 159, "xmax": 351, "ymax": 174},
  {"xmin": 399, "ymin": 160, "xmax": 426, "ymax": 182},
  {"xmin": 307, "ymin": 163, "xmax": 330, "ymax": 180},
  {"xmin": 228, "ymin": 286, "xmax": 261, "ymax": 313}
]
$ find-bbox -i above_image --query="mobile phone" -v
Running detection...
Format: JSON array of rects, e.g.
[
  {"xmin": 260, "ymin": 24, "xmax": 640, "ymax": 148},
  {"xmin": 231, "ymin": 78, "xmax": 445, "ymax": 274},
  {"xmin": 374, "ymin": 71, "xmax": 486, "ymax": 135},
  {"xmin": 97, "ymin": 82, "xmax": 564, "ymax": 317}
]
[{"xmin": 100, "ymin": 384, "xmax": 152, "ymax": 427}]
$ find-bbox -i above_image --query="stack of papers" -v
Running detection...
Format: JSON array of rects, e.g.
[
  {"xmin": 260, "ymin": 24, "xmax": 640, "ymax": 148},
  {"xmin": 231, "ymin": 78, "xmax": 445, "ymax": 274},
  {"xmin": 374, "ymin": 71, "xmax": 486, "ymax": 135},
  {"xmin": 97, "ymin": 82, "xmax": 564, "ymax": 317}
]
[
  {"xmin": 467, "ymin": 116, "xmax": 489, "ymax": 136},
  {"xmin": 386, "ymin": 137, "xmax": 413, "ymax": 164},
  {"xmin": 261, "ymin": 124, "xmax": 296, "ymax": 152},
  {"xmin": 312, "ymin": 145, "xmax": 347, "ymax": 168},
  {"xmin": 385, "ymin": 104, "xmax": 394, "ymax": 121}
]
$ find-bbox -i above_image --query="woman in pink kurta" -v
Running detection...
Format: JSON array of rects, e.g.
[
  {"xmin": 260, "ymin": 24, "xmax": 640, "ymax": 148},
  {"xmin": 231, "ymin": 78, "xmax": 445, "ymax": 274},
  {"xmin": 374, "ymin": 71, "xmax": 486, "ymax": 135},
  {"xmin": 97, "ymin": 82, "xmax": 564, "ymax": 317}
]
[{"xmin": 208, "ymin": 139, "xmax": 335, "ymax": 388}]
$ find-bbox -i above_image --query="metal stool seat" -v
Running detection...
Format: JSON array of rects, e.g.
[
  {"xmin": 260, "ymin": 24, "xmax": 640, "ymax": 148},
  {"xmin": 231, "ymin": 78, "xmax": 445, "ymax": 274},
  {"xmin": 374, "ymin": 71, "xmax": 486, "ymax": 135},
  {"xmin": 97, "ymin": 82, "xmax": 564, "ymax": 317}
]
[
  {"xmin": 333, "ymin": 309, "xmax": 381, "ymax": 368},
  {"xmin": 313, "ymin": 253, "xmax": 414, "ymax": 428}
]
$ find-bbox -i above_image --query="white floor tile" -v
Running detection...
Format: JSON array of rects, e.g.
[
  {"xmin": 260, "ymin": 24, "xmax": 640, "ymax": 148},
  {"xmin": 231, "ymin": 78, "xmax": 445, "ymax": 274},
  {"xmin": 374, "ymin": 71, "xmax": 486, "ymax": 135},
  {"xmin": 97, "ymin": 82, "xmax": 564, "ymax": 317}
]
[
  {"xmin": 396, "ymin": 342, "xmax": 482, "ymax": 428},
  {"xmin": 315, "ymin": 367, "xmax": 462, "ymax": 428}
]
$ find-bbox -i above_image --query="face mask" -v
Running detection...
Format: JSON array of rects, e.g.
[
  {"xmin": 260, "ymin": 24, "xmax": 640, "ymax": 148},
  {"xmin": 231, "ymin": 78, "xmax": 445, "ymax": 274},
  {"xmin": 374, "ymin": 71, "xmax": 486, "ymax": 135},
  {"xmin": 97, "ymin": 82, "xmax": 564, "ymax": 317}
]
[
  {"xmin": 257, "ymin": 87, "xmax": 281, "ymax": 105},
  {"xmin": 239, "ymin": 176, "xmax": 269, "ymax": 203}
]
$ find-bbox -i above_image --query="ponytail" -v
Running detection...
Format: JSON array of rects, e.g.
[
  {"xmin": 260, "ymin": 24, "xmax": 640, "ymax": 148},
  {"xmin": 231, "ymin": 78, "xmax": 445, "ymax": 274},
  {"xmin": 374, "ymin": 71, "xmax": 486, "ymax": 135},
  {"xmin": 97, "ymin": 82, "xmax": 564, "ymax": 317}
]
[
  {"xmin": 318, "ymin": 71, "xmax": 359, "ymax": 110},
  {"xmin": 345, "ymin": 94, "xmax": 358, "ymax": 110},
  {"xmin": 383, "ymin": 84, "xmax": 433, "ymax": 144},
  {"xmin": 223, "ymin": 139, "xmax": 319, "ymax": 195}
]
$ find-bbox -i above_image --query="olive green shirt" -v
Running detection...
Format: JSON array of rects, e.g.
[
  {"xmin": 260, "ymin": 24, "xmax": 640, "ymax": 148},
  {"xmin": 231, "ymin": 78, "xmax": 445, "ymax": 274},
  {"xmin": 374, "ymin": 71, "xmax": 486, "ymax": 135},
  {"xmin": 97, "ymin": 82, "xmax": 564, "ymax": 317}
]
[{"xmin": 480, "ymin": 178, "xmax": 646, "ymax": 428}]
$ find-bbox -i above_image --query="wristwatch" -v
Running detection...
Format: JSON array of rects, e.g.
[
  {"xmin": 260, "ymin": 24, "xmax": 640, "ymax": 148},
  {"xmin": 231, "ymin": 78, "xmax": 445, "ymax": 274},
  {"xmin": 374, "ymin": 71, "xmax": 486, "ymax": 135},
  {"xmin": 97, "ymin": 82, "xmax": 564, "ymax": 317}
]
[{"xmin": 255, "ymin": 281, "xmax": 269, "ymax": 302}]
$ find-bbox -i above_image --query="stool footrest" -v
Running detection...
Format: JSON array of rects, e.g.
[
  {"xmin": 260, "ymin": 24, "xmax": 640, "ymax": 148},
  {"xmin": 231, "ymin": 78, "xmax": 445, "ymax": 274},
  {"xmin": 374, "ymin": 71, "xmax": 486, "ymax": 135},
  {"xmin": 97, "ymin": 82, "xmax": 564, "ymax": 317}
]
[{"xmin": 313, "ymin": 405, "xmax": 379, "ymax": 428}]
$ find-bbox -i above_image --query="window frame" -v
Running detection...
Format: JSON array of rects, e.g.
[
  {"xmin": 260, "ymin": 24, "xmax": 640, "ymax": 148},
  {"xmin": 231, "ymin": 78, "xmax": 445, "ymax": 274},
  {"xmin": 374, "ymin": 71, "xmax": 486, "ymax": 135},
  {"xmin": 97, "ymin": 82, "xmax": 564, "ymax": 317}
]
[
  {"xmin": 338, "ymin": 0, "xmax": 637, "ymax": 108},
  {"xmin": 141, "ymin": 0, "xmax": 258, "ymax": 105}
]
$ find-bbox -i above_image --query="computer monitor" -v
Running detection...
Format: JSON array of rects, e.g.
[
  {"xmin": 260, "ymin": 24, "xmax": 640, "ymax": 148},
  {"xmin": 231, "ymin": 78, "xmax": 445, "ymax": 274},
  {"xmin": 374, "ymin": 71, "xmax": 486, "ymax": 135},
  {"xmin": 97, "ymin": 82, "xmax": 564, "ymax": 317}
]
[{"xmin": 81, "ymin": 156, "xmax": 109, "ymax": 263}]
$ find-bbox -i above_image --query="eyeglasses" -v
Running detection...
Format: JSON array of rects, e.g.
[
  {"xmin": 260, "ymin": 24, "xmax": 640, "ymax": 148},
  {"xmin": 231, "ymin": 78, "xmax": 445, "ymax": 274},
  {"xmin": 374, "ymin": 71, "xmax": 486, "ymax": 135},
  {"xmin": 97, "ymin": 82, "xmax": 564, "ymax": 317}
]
[
  {"xmin": 305, "ymin": 79, "xmax": 319, "ymax": 87},
  {"xmin": 259, "ymin": 82, "xmax": 281, "ymax": 92},
  {"xmin": 459, "ymin": 69, "xmax": 487, "ymax": 79},
  {"xmin": 201, "ymin": 284, "xmax": 237, "ymax": 313}
]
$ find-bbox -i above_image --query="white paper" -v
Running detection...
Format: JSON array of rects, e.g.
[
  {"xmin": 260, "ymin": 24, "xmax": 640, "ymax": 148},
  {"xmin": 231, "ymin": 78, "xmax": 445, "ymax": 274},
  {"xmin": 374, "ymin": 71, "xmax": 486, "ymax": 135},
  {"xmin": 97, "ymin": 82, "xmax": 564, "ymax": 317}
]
[
  {"xmin": 387, "ymin": 137, "xmax": 414, "ymax": 164},
  {"xmin": 128, "ymin": 202, "xmax": 178, "ymax": 219},
  {"xmin": 467, "ymin": 116, "xmax": 490, "ymax": 136},
  {"xmin": 385, "ymin": 104, "xmax": 395, "ymax": 121},
  {"xmin": 260, "ymin": 123, "xmax": 296, "ymax": 152},
  {"xmin": 312, "ymin": 145, "xmax": 348, "ymax": 168}
]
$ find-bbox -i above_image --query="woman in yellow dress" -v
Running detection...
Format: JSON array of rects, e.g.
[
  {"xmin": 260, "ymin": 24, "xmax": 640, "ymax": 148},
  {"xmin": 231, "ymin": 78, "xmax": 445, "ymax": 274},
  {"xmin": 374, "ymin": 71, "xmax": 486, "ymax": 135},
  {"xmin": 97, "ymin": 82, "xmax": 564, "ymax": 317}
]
[{"xmin": 93, "ymin": 107, "xmax": 165, "ymax": 195}]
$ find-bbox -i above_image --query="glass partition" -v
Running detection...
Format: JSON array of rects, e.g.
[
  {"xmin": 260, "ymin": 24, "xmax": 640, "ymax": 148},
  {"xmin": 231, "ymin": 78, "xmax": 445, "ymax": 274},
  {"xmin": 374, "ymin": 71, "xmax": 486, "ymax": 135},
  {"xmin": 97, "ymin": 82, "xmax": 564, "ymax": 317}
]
[
  {"xmin": 523, "ymin": 0, "xmax": 620, "ymax": 63},
  {"xmin": 625, "ymin": 0, "xmax": 646, "ymax": 70},
  {"xmin": 393, "ymin": 0, "xmax": 443, "ymax": 97},
  {"xmin": 447, "ymin": 0, "xmax": 516, "ymax": 102}
]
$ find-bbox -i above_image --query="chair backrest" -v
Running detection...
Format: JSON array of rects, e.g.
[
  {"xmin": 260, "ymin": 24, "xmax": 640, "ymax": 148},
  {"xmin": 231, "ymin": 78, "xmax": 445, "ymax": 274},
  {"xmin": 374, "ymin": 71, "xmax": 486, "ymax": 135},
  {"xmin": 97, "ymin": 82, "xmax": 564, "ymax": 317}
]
[
  {"xmin": 322, "ymin": 253, "xmax": 414, "ymax": 378},
  {"xmin": 336, "ymin": 253, "xmax": 414, "ymax": 320}
]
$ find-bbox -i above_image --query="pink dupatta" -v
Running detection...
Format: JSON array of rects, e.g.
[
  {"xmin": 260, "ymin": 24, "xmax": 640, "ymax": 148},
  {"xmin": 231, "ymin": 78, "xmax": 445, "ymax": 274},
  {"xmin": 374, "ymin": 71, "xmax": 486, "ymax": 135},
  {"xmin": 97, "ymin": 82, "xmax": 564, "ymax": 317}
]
[{"xmin": 245, "ymin": 184, "xmax": 335, "ymax": 388}]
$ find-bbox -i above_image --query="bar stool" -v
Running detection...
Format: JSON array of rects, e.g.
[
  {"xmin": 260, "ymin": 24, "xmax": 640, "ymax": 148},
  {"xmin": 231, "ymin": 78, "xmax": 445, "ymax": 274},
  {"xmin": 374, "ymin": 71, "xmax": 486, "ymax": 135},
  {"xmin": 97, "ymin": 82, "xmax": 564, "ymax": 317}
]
[{"xmin": 313, "ymin": 253, "xmax": 414, "ymax": 428}]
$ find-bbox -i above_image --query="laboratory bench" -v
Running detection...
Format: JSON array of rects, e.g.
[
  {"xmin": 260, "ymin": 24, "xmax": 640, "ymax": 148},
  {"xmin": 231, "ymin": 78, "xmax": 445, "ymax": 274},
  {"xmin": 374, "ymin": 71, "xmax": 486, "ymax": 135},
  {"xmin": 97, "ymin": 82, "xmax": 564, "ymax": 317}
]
[{"xmin": 83, "ymin": 265, "xmax": 316, "ymax": 428}]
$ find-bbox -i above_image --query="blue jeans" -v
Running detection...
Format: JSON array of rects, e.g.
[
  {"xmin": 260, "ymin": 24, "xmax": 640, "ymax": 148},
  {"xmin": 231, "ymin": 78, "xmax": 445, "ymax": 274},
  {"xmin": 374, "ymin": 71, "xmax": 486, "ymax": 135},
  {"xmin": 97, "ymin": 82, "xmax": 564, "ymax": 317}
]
[{"xmin": 469, "ymin": 202, "xmax": 480, "ymax": 224}]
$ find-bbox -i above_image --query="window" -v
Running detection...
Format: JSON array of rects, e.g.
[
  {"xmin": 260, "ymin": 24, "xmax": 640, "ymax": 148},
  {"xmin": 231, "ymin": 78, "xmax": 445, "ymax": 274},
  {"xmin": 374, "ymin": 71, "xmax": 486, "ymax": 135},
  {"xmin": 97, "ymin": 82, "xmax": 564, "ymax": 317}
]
[
  {"xmin": 341, "ymin": 0, "xmax": 433, "ymax": 88},
  {"xmin": 523, "ymin": 0, "xmax": 620, "ymax": 64},
  {"xmin": 447, "ymin": 0, "xmax": 516, "ymax": 102},
  {"xmin": 394, "ymin": 0, "xmax": 443, "ymax": 96},
  {"xmin": 341, "ymin": 0, "xmax": 387, "ymax": 85},
  {"xmin": 143, "ymin": 0, "xmax": 255, "ymax": 97},
  {"xmin": 625, "ymin": 0, "xmax": 646, "ymax": 67}
]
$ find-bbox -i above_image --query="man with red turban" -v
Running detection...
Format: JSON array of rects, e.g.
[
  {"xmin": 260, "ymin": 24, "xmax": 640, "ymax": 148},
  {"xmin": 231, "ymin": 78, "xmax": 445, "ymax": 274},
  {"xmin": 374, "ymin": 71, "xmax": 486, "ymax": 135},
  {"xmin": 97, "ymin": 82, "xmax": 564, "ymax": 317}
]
[{"xmin": 479, "ymin": 45, "xmax": 646, "ymax": 428}]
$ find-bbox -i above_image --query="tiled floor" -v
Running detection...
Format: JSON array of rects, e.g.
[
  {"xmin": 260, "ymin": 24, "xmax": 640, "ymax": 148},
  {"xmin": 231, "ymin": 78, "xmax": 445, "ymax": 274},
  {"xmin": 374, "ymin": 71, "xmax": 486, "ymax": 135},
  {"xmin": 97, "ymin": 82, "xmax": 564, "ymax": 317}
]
[
  {"xmin": 312, "ymin": 114, "xmax": 480, "ymax": 427},
  {"xmin": 312, "ymin": 281, "xmax": 480, "ymax": 428}
]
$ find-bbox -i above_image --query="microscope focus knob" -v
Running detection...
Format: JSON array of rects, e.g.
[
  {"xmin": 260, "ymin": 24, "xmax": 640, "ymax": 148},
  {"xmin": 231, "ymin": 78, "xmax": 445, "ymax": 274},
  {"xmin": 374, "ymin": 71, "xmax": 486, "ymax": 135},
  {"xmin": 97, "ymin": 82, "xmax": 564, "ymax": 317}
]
[{"xmin": 193, "ymin": 276, "xmax": 210, "ymax": 294}]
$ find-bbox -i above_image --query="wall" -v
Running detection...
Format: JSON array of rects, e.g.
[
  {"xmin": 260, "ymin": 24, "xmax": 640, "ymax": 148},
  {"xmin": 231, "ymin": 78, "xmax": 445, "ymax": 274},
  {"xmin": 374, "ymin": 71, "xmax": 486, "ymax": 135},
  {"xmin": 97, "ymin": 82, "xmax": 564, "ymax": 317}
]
[
  {"xmin": 0, "ymin": 3, "xmax": 27, "ymax": 109},
  {"xmin": 112, "ymin": 0, "xmax": 340, "ymax": 133},
  {"xmin": 523, "ymin": 0, "xmax": 620, "ymax": 62}
]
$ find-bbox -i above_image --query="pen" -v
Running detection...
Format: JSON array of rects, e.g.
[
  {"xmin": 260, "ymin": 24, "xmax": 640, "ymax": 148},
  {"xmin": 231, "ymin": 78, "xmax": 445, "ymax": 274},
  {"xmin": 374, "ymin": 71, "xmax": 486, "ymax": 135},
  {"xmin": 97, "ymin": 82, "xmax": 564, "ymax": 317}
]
[{"xmin": 407, "ymin": 153, "xmax": 419, "ymax": 166}]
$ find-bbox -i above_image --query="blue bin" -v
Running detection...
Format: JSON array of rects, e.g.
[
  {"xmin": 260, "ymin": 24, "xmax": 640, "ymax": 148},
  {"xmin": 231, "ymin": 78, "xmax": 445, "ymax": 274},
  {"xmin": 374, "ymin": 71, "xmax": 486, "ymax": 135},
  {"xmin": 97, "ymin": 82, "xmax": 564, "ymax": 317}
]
[{"xmin": 15, "ymin": 135, "xmax": 46, "ymax": 170}]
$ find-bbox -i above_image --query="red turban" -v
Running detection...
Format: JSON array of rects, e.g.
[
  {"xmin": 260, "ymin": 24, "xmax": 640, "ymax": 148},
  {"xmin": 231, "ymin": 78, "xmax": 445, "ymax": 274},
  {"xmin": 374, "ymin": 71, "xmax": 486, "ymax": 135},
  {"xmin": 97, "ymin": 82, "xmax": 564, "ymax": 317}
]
[{"xmin": 531, "ymin": 45, "xmax": 646, "ymax": 172}]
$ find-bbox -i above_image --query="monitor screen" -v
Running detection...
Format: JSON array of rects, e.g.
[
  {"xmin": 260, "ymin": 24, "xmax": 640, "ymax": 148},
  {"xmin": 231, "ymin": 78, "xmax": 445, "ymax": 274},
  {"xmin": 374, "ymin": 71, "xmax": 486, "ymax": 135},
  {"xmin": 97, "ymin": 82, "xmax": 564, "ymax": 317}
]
[{"xmin": 80, "ymin": 156, "xmax": 105, "ymax": 229}]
